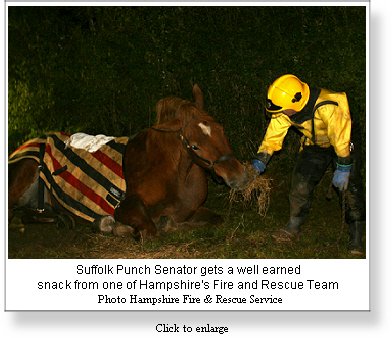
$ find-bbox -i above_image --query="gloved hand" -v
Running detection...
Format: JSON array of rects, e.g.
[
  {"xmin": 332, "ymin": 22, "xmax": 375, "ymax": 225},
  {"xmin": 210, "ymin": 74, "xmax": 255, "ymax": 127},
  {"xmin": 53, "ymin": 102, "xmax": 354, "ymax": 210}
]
[
  {"xmin": 332, "ymin": 164, "xmax": 352, "ymax": 191},
  {"xmin": 251, "ymin": 158, "xmax": 266, "ymax": 175}
]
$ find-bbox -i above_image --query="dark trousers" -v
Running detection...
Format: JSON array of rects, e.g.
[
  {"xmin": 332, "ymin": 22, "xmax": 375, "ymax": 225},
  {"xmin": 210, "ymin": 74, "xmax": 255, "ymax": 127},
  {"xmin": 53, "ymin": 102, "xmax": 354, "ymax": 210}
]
[{"xmin": 289, "ymin": 146, "xmax": 366, "ymax": 225}]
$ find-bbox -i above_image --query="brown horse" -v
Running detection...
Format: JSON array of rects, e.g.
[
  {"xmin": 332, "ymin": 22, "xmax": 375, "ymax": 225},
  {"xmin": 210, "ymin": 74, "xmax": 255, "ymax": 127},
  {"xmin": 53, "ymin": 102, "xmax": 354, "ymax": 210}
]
[{"xmin": 8, "ymin": 84, "xmax": 249, "ymax": 238}]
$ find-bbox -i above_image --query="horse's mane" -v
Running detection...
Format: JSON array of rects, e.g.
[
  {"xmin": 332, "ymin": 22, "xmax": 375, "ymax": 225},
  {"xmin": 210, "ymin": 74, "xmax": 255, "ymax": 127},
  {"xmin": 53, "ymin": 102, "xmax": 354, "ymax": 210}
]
[
  {"xmin": 155, "ymin": 96, "xmax": 212, "ymax": 125},
  {"xmin": 155, "ymin": 97, "xmax": 192, "ymax": 124}
]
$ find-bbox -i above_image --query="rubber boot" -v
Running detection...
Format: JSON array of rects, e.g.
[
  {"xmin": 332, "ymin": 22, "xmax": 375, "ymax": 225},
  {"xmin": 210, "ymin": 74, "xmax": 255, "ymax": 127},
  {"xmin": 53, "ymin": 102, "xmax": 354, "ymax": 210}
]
[
  {"xmin": 348, "ymin": 221, "xmax": 365, "ymax": 255},
  {"xmin": 273, "ymin": 216, "xmax": 304, "ymax": 243},
  {"xmin": 286, "ymin": 216, "xmax": 303, "ymax": 234}
]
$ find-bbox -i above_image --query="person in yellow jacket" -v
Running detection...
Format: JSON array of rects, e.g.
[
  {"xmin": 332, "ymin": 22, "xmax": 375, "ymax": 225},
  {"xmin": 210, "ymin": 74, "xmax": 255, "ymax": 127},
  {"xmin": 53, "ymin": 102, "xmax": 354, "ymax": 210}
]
[{"xmin": 252, "ymin": 74, "xmax": 365, "ymax": 254}]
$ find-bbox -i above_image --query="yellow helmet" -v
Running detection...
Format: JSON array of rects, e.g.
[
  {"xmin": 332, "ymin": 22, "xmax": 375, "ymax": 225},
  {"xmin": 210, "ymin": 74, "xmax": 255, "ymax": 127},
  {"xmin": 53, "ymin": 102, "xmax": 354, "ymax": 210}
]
[{"xmin": 266, "ymin": 74, "xmax": 310, "ymax": 113}]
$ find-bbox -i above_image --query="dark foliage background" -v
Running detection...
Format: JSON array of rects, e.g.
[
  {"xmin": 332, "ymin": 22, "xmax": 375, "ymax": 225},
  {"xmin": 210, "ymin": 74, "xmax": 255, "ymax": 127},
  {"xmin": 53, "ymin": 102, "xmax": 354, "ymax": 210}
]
[{"xmin": 8, "ymin": 5, "xmax": 366, "ymax": 168}]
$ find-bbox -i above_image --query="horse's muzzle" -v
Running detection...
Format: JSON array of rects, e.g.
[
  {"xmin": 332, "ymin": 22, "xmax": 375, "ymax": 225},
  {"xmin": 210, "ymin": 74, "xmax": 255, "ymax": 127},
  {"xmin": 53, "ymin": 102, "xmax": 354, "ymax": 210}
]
[{"xmin": 214, "ymin": 159, "xmax": 251, "ymax": 190}]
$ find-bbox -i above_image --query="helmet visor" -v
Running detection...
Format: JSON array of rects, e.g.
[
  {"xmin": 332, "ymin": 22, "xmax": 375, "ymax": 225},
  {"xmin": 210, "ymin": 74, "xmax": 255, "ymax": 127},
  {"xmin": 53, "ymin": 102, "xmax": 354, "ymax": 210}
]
[{"xmin": 265, "ymin": 99, "xmax": 282, "ymax": 112}]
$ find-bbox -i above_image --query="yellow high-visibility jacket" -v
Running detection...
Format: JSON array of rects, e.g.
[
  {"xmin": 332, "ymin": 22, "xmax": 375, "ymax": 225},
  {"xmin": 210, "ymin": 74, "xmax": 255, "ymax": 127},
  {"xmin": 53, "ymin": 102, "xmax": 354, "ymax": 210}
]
[{"xmin": 257, "ymin": 88, "xmax": 352, "ymax": 159}]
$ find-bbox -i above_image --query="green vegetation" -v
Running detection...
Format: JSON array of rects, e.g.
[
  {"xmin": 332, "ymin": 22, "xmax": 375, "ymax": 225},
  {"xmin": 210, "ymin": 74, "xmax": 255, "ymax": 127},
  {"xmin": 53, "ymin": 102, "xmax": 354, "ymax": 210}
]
[{"xmin": 8, "ymin": 6, "xmax": 366, "ymax": 258}]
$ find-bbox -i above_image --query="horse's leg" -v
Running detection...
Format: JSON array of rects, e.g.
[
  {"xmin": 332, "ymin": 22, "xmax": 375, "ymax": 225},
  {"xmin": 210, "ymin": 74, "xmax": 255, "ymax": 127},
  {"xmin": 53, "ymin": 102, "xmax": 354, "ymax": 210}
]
[
  {"xmin": 184, "ymin": 207, "xmax": 223, "ymax": 227},
  {"xmin": 114, "ymin": 195, "xmax": 157, "ymax": 238},
  {"xmin": 167, "ymin": 207, "xmax": 223, "ymax": 231},
  {"xmin": 8, "ymin": 159, "xmax": 39, "ymax": 221},
  {"xmin": 187, "ymin": 207, "xmax": 223, "ymax": 226},
  {"xmin": 9, "ymin": 159, "xmax": 59, "ymax": 230}
]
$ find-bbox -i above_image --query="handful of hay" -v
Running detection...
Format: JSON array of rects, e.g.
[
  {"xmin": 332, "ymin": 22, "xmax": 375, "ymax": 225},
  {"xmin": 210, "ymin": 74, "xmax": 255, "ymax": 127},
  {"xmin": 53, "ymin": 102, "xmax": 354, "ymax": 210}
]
[{"xmin": 228, "ymin": 163, "xmax": 273, "ymax": 217}]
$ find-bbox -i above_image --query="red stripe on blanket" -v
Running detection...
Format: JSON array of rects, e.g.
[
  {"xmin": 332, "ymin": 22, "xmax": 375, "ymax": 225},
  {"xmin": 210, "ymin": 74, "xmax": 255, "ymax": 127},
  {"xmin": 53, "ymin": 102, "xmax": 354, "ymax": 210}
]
[
  {"xmin": 45, "ymin": 144, "xmax": 115, "ymax": 215},
  {"xmin": 9, "ymin": 141, "xmax": 42, "ymax": 157},
  {"xmin": 91, "ymin": 150, "xmax": 124, "ymax": 179}
]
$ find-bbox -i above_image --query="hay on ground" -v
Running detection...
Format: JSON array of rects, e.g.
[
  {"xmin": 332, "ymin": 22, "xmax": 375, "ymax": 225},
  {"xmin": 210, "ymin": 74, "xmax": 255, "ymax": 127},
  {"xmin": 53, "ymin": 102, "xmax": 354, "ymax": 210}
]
[{"xmin": 228, "ymin": 163, "xmax": 273, "ymax": 217}]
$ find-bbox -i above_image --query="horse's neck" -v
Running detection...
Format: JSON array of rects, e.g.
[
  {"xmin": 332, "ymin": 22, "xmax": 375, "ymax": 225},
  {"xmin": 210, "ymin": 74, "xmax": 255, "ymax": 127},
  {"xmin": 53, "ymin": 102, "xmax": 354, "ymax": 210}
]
[{"xmin": 151, "ymin": 130, "xmax": 204, "ymax": 181}]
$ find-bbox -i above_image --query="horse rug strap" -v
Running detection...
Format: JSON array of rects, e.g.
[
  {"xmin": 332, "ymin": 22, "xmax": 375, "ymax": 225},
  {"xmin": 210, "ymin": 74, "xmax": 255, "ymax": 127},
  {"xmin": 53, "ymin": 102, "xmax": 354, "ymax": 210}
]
[
  {"xmin": 9, "ymin": 132, "xmax": 129, "ymax": 223},
  {"xmin": 37, "ymin": 142, "xmax": 46, "ymax": 212}
]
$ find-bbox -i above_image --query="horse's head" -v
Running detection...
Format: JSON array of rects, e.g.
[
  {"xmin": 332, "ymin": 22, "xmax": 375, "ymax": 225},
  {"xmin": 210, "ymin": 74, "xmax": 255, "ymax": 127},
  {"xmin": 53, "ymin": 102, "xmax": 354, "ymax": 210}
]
[
  {"xmin": 153, "ymin": 85, "xmax": 250, "ymax": 190},
  {"xmin": 180, "ymin": 114, "xmax": 250, "ymax": 190}
]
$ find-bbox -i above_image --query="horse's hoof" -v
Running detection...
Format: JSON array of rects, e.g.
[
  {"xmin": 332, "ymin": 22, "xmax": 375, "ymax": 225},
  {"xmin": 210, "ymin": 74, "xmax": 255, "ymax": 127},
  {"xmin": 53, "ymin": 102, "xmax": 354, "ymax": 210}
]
[
  {"xmin": 95, "ymin": 216, "xmax": 115, "ymax": 234},
  {"xmin": 57, "ymin": 213, "xmax": 75, "ymax": 229},
  {"xmin": 9, "ymin": 215, "xmax": 25, "ymax": 233},
  {"xmin": 112, "ymin": 223, "xmax": 135, "ymax": 237},
  {"xmin": 158, "ymin": 218, "xmax": 179, "ymax": 232}
]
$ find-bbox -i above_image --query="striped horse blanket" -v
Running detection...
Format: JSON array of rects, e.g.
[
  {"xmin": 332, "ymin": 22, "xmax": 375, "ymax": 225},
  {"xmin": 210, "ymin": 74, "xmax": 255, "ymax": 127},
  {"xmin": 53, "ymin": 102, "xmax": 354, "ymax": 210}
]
[{"xmin": 9, "ymin": 132, "xmax": 129, "ymax": 222}]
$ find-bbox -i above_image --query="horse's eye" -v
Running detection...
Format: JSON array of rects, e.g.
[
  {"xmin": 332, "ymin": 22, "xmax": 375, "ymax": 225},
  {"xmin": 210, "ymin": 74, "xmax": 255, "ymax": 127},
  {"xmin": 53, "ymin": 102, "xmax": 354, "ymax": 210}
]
[{"xmin": 191, "ymin": 145, "xmax": 199, "ymax": 151}]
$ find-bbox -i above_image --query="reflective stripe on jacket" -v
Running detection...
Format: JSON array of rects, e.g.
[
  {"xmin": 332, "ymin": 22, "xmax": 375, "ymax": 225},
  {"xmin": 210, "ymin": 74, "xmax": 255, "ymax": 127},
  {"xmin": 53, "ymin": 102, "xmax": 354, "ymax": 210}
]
[{"xmin": 257, "ymin": 88, "xmax": 352, "ymax": 158}]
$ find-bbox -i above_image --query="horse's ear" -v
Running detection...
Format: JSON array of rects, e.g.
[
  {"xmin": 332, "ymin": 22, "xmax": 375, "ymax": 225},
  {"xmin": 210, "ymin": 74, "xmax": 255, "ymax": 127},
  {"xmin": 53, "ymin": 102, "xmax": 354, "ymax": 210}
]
[
  {"xmin": 155, "ymin": 98, "xmax": 176, "ymax": 124},
  {"xmin": 153, "ymin": 118, "xmax": 183, "ymax": 132},
  {"xmin": 192, "ymin": 83, "xmax": 204, "ymax": 110},
  {"xmin": 155, "ymin": 99, "xmax": 164, "ymax": 123}
]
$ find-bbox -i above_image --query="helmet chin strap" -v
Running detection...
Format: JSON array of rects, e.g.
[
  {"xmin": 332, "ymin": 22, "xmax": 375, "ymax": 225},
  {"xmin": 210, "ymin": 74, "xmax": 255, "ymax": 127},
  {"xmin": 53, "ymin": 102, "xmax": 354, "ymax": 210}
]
[{"xmin": 281, "ymin": 109, "xmax": 299, "ymax": 117}]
